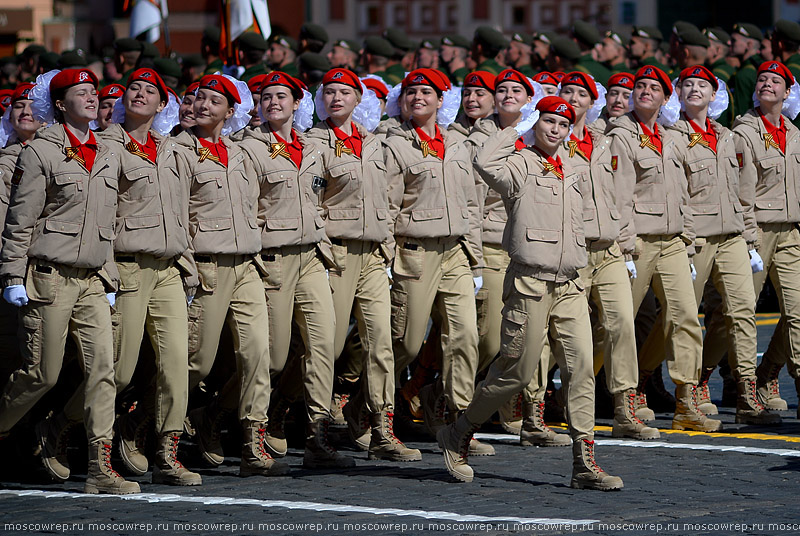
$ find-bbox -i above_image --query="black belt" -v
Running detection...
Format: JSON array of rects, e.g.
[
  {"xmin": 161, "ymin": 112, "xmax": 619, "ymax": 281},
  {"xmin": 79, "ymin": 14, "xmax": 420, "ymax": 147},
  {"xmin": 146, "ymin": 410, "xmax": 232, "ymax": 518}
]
[
  {"xmin": 331, "ymin": 237, "xmax": 344, "ymax": 246},
  {"xmin": 401, "ymin": 242, "xmax": 418, "ymax": 251},
  {"xmin": 195, "ymin": 255, "xmax": 213, "ymax": 263},
  {"xmin": 115, "ymin": 255, "xmax": 136, "ymax": 263}
]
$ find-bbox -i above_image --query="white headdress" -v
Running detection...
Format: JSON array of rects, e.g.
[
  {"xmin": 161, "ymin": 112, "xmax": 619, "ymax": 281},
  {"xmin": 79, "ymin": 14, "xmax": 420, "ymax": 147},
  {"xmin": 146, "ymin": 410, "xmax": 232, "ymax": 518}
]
[
  {"xmin": 30, "ymin": 70, "xmax": 61, "ymax": 125},
  {"xmin": 752, "ymin": 80, "xmax": 800, "ymax": 120},
  {"xmin": 221, "ymin": 75, "xmax": 254, "ymax": 136}
]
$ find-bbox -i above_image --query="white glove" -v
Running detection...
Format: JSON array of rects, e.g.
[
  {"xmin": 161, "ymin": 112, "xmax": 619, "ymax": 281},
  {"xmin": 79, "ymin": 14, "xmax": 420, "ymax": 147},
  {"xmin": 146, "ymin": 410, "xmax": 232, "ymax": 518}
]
[
  {"xmin": 514, "ymin": 113, "xmax": 536, "ymax": 137},
  {"xmin": 106, "ymin": 292, "xmax": 116, "ymax": 308},
  {"xmin": 187, "ymin": 295, "xmax": 194, "ymax": 305},
  {"xmin": 473, "ymin": 276, "xmax": 483, "ymax": 295},
  {"xmin": 3, "ymin": 285, "xmax": 28, "ymax": 307},
  {"xmin": 326, "ymin": 269, "xmax": 330, "ymax": 280},
  {"xmin": 749, "ymin": 249, "xmax": 764, "ymax": 273},
  {"xmin": 689, "ymin": 263, "xmax": 697, "ymax": 281},
  {"xmin": 625, "ymin": 261, "xmax": 637, "ymax": 279},
  {"xmin": 386, "ymin": 267, "xmax": 392, "ymax": 280}
]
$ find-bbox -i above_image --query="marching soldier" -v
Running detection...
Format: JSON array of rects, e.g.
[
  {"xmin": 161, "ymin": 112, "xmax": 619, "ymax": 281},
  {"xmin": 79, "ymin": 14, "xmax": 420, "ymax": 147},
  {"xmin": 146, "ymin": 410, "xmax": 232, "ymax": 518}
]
[
  {"xmin": 730, "ymin": 23, "xmax": 765, "ymax": 120},
  {"xmin": 440, "ymin": 35, "xmax": 472, "ymax": 86},
  {"xmin": 629, "ymin": 27, "xmax": 669, "ymax": 72},
  {"xmin": 471, "ymin": 27, "xmax": 507, "ymax": 76},
  {"xmin": 571, "ymin": 21, "xmax": 612, "ymax": 86}
]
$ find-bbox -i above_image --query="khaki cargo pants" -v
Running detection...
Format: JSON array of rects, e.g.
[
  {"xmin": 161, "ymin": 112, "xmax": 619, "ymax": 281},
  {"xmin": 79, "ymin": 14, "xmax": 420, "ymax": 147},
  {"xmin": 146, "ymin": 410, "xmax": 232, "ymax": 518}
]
[
  {"xmin": 0, "ymin": 260, "xmax": 116, "ymax": 443},
  {"xmin": 187, "ymin": 254, "xmax": 271, "ymax": 423}
]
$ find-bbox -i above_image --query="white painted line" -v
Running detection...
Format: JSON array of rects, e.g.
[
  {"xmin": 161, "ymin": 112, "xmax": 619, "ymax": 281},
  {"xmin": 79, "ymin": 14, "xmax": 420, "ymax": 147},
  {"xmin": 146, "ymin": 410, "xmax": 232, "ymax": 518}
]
[
  {"xmin": 474, "ymin": 433, "xmax": 800, "ymax": 457},
  {"xmin": 0, "ymin": 490, "xmax": 600, "ymax": 526}
]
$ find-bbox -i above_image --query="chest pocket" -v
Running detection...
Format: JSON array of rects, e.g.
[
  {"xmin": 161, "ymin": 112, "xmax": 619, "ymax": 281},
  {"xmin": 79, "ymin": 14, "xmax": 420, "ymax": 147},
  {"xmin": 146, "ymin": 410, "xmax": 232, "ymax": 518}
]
[
  {"xmin": 533, "ymin": 174, "xmax": 562, "ymax": 205},
  {"xmin": 635, "ymin": 157, "xmax": 663, "ymax": 184},
  {"xmin": 122, "ymin": 165, "xmax": 156, "ymax": 201},
  {"xmin": 757, "ymin": 156, "xmax": 784, "ymax": 185},
  {"xmin": 193, "ymin": 170, "xmax": 226, "ymax": 201},
  {"xmin": 51, "ymin": 172, "xmax": 86, "ymax": 204},
  {"xmin": 406, "ymin": 162, "xmax": 440, "ymax": 191},
  {"xmin": 261, "ymin": 168, "xmax": 296, "ymax": 200},
  {"xmin": 687, "ymin": 158, "xmax": 715, "ymax": 196}
]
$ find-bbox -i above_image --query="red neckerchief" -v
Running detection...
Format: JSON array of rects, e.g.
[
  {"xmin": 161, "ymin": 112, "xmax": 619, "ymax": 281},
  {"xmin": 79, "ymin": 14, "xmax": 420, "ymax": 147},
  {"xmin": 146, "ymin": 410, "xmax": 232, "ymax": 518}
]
[
  {"xmin": 688, "ymin": 117, "xmax": 717, "ymax": 153},
  {"xmin": 633, "ymin": 112, "xmax": 662, "ymax": 154},
  {"xmin": 514, "ymin": 137, "xmax": 526, "ymax": 151},
  {"xmin": 757, "ymin": 107, "xmax": 786, "ymax": 153},
  {"xmin": 198, "ymin": 137, "xmax": 229, "ymax": 167},
  {"xmin": 272, "ymin": 128, "xmax": 303, "ymax": 169},
  {"xmin": 64, "ymin": 125, "xmax": 98, "ymax": 172},
  {"xmin": 569, "ymin": 127, "xmax": 593, "ymax": 160},
  {"xmin": 327, "ymin": 119, "xmax": 362, "ymax": 159},
  {"xmin": 412, "ymin": 121, "xmax": 445, "ymax": 159},
  {"xmin": 532, "ymin": 145, "xmax": 564, "ymax": 179},
  {"xmin": 126, "ymin": 131, "xmax": 158, "ymax": 163}
]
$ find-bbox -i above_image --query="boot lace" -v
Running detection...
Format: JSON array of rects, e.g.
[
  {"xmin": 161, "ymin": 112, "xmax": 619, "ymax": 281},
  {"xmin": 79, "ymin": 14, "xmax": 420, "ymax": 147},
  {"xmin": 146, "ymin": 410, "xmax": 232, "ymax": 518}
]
[
  {"xmin": 536, "ymin": 402, "xmax": 554, "ymax": 433},
  {"xmin": 697, "ymin": 368, "xmax": 714, "ymax": 404},
  {"xmin": 626, "ymin": 392, "xmax": 645, "ymax": 425},
  {"xmin": 583, "ymin": 440, "xmax": 603, "ymax": 475},
  {"xmin": 101, "ymin": 443, "xmax": 122, "ymax": 478},
  {"xmin": 511, "ymin": 393, "xmax": 523, "ymax": 421},
  {"xmin": 168, "ymin": 435, "xmax": 186, "ymax": 469},
  {"xmin": 255, "ymin": 427, "xmax": 274, "ymax": 460},
  {"xmin": 766, "ymin": 365, "xmax": 782, "ymax": 397},
  {"xmin": 384, "ymin": 412, "xmax": 401, "ymax": 444},
  {"xmin": 748, "ymin": 379, "xmax": 766, "ymax": 411},
  {"xmin": 690, "ymin": 386, "xmax": 707, "ymax": 416},
  {"xmin": 319, "ymin": 420, "xmax": 338, "ymax": 455}
]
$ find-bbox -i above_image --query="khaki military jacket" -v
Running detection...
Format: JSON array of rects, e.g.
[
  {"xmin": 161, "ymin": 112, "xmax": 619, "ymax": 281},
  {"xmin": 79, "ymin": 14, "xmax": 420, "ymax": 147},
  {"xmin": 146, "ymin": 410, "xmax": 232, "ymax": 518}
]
[
  {"xmin": 306, "ymin": 120, "xmax": 392, "ymax": 261},
  {"xmin": 0, "ymin": 141, "xmax": 25, "ymax": 236},
  {"xmin": 668, "ymin": 116, "xmax": 751, "ymax": 244},
  {"xmin": 474, "ymin": 128, "xmax": 586, "ymax": 282},
  {"xmin": 99, "ymin": 124, "xmax": 190, "ymax": 260},
  {"xmin": 468, "ymin": 116, "xmax": 508, "ymax": 247},
  {"xmin": 447, "ymin": 113, "xmax": 472, "ymax": 144},
  {"xmin": 383, "ymin": 119, "xmax": 483, "ymax": 270},
  {"xmin": 733, "ymin": 110, "xmax": 800, "ymax": 234},
  {"xmin": 240, "ymin": 125, "xmax": 332, "ymax": 264},
  {"xmin": 173, "ymin": 129, "xmax": 261, "ymax": 258},
  {"xmin": 0, "ymin": 124, "xmax": 120, "ymax": 288},
  {"xmin": 374, "ymin": 116, "xmax": 402, "ymax": 138},
  {"xmin": 558, "ymin": 128, "xmax": 620, "ymax": 246},
  {"xmin": 607, "ymin": 113, "xmax": 694, "ymax": 260}
]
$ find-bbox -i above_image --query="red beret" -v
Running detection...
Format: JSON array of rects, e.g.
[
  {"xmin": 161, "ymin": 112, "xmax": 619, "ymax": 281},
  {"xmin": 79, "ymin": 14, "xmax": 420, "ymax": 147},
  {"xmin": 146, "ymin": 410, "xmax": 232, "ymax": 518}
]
[
  {"xmin": 552, "ymin": 71, "xmax": 566, "ymax": 82},
  {"xmin": 0, "ymin": 89, "xmax": 12, "ymax": 112},
  {"xmin": 183, "ymin": 82, "xmax": 199, "ymax": 98},
  {"xmin": 536, "ymin": 95, "xmax": 576, "ymax": 124},
  {"xmin": 402, "ymin": 68, "xmax": 449, "ymax": 93},
  {"xmin": 198, "ymin": 74, "xmax": 241, "ymax": 104},
  {"xmin": 12, "ymin": 83, "xmax": 35, "ymax": 103},
  {"xmin": 247, "ymin": 74, "xmax": 267, "ymax": 94},
  {"xmin": 532, "ymin": 71, "xmax": 559, "ymax": 86},
  {"xmin": 634, "ymin": 65, "xmax": 673, "ymax": 96},
  {"xmin": 322, "ymin": 68, "xmax": 362, "ymax": 91},
  {"xmin": 260, "ymin": 71, "xmax": 305, "ymax": 99},
  {"xmin": 99, "ymin": 84, "xmax": 125, "ymax": 100},
  {"xmin": 757, "ymin": 61, "xmax": 795, "ymax": 87},
  {"xmin": 50, "ymin": 68, "xmax": 99, "ymax": 94},
  {"xmin": 607, "ymin": 72, "xmax": 634, "ymax": 90},
  {"xmin": 128, "ymin": 68, "xmax": 169, "ymax": 102},
  {"xmin": 361, "ymin": 77, "xmax": 390, "ymax": 99},
  {"xmin": 560, "ymin": 71, "xmax": 599, "ymax": 100},
  {"xmin": 463, "ymin": 70, "xmax": 496, "ymax": 92},
  {"xmin": 495, "ymin": 68, "xmax": 534, "ymax": 95},
  {"xmin": 678, "ymin": 65, "xmax": 718, "ymax": 91}
]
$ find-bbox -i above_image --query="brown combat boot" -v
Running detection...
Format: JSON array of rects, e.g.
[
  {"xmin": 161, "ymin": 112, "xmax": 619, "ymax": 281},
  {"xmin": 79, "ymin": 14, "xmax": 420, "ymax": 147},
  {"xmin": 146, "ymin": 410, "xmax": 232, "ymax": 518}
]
[
  {"xmin": 85, "ymin": 440, "xmax": 141, "ymax": 495},
  {"xmin": 303, "ymin": 419, "xmax": 356, "ymax": 469},
  {"xmin": 152, "ymin": 432, "xmax": 202, "ymax": 485},
  {"xmin": 612, "ymin": 389, "xmax": 660, "ymax": 440},
  {"xmin": 570, "ymin": 439, "xmax": 624, "ymax": 491},
  {"xmin": 185, "ymin": 399, "xmax": 229, "ymax": 466},
  {"xmin": 35, "ymin": 412, "xmax": 78, "ymax": 482},
  {"xmin": 263, "ymin": 395, "xmax": 291, "ymax": 458},
  {"xmin": 329, "ymin": 393, "xmax": 350, "ymax": 429},
  {"xmin": 736, "ymin": 377, "xmax": 781, "ymax": 425},
  {"xmin": 498, "ymin": 392, "xmax": 524, "ymax": 435},
  {"xmin": 696, "ymin": 367, "xmax": 719, "ymax": 415},
  {"xmin": 419, "ymin": 383, "xmax": 447, "ymax": 437},
  {"xmin": 520, "ymin": 398, "xmax": 571, "ymax": 447},
  {"xmin": 634, "ymin": 370, "xmax": 656, "ymax": 422},
  {"xmin": 672, "ymin": 384, "xmax": 723, "ymax": 432},
  {"xmin": 343, "ymin": 394, "xmax": 371, "ymax": 451},
  {"xmin": 118, "ymin": 405, "xmax": 152, "ymax": 475},
  {"xmin": 756, "ymin": 359, "xmax": 788, "ymax": 411},
  {"xmin": 436, "ymin": 414, "xmax": 477, "ymax": 483},
  {"xmin": 368, "ymin": 408, "xmax": 422, "ymax": 462},
  {"xmin": 240, "ymin": 421, "xmax": 290, "ymax": 477}
]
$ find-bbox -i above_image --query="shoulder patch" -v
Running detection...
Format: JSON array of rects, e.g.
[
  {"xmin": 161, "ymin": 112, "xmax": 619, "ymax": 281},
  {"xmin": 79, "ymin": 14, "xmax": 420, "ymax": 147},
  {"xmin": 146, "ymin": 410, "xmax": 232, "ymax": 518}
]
[
  {"xmin": 736, "ymin": 152, "xmax": 743, "ymax": 168},
  {"xmin": 611, "ymin": 155, "xmax": 618, "ymax": 171},
  {"xmin": 11, "ymin": 167, "xmax": 23, "ymax": 185}
]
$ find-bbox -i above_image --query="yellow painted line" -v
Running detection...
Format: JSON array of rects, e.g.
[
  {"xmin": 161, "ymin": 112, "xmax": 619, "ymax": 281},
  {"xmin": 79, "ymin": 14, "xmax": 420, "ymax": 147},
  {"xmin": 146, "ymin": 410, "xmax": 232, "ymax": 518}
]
[
  {"xmin": 756, "ymin": 318, "xmax": 780, "ymax": 326},
  {"xmin": 547, "ymin": 424, "xmax": 800, "ymax": 443}
]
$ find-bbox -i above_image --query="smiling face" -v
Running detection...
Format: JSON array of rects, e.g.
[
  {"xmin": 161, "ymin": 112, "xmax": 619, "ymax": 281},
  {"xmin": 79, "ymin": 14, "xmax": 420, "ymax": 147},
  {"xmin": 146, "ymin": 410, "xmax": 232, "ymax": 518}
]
[
  {"xmin": 605, "ymin": 86, "xmax": 631, "ymax": 117},
  {"xmin": 633, "ymin": 79, "xmax": 666, "ymax": 114},
  {"xmin": 96, "ymin": 97, "xmax": 117, "ymax": 130},
  {"xmin": 192, "ymin": 88, "xmax": 234, "ymax": 130},
  {"xmin": 559, "ymin": 84, "xmax": 593, "ymax": 122},
  {"xmin": 402, "ymin": 85, "xmax": 442, "ymax": 122},
  {"xmin": 755, "ymin": 72, "xmax": 790, "ymax": 107},
  {"xmin": 534, "ymin": 112, "xmax": 571, "ymax": 151},
  {"xmin": 57, "ymin": 83, "xmax": 98, "ymax": 124},
  {"xmin": 322, "ymin": 82, "xmax": 360, "ymax": 122},
  {"xmin": 123, "ymin": 80, "xmax": 165, "ymax": 119},
  {"xmin": 260, "ymin": 85, "xmax": 299, "ymax": 127},
  {"xmin": 678, "ymin": 77, "xmax": 716, "ymax": 111},
  {"xmin": 179, "ymin": 94, "xmax": 196, "ymax": 129},
  {"xmin": 9, "ymin": 99, "xmax": 41, "ymax": 138},
  {"xmin": 461, "ymin": 87, "xmax": 494, "ymax": 119},
  {"xmin": 495, "ymin": 81, "xmax": 531, "ymax": 116}
]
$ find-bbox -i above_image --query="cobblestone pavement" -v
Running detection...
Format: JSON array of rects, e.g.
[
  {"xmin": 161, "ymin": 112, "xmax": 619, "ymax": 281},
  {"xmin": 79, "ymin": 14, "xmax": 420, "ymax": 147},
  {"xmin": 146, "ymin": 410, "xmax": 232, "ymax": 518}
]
[{"xmin": 0, "ymin": 318, "xmax": 798, "ymax": 536}]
